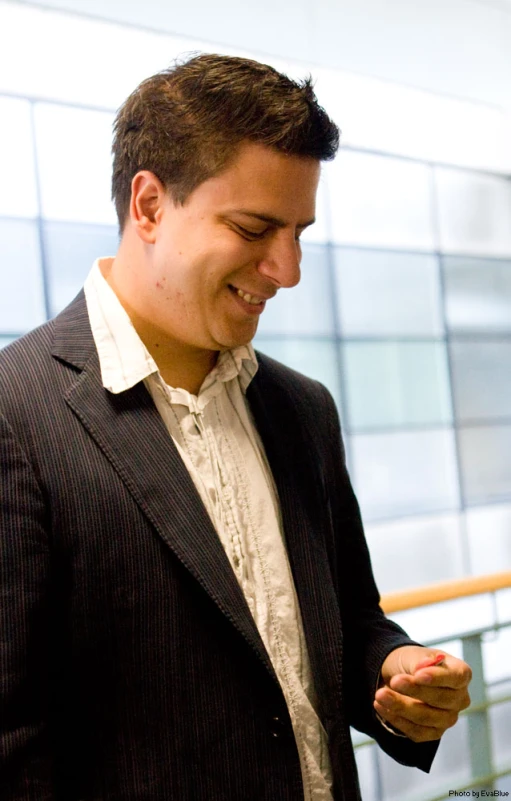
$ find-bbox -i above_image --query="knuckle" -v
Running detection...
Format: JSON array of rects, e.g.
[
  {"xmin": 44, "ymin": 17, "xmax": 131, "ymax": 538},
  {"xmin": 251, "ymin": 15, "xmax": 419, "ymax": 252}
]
[
  {"xmin": 398, "ymin": 721, "xmax": 419, "ymax": 741},
  {"xmin": 411, "ymin": 728, "xmax": 433, "ymax": 743},
  {"xmin": 447, "ymin": 711, "xmax": 459, "ymax": 728},
  {"xmin": 415, "ymin": 707, "xmax": 433, "ymax": 726}
]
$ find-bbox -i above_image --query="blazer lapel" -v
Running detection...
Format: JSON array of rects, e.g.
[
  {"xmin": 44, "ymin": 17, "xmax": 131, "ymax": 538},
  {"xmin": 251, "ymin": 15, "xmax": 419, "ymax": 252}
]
[
  {"xmin": 52, "ymin": 293, "xmax": 276, "ymax": 679},
  {"xmin": 247, "ymin": 356, "xmax": 345, "ymax": 728}
]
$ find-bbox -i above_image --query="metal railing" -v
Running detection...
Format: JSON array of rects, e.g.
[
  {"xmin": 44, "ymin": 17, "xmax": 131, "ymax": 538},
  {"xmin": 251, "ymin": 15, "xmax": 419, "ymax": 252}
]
[{"xmin": 353, "ymin": 571, "xmax": 511, "ymax": 801}]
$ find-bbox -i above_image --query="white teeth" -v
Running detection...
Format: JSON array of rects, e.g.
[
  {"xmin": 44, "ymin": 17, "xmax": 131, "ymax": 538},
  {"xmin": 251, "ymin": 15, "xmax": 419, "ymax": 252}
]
[{"xmin": 236, "ymin": 288, "xmax": 263, "ymax": 305}]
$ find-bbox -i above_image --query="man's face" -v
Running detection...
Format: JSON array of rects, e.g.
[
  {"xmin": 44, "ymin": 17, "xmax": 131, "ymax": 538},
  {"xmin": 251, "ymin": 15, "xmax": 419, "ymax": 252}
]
[{"xmin": 145, "ymin": 142, "xmax": 320, "ymax": 353}]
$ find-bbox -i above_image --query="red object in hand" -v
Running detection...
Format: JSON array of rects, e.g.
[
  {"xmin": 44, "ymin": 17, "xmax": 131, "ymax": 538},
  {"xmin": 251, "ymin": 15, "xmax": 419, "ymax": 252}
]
[{"xmin": 415, "ymin": 653, "xmax": 446, "ymax": 671}]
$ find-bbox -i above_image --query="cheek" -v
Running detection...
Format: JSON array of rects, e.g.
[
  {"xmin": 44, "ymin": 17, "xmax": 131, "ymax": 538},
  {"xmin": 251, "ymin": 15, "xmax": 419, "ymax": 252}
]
[
  {"xmin": 205, "ymin": 232, "xmax": 254, "ymax": 263},
  {"xmin": 148, "ymin": 268, "xmax": 191, "ymax": 317}
]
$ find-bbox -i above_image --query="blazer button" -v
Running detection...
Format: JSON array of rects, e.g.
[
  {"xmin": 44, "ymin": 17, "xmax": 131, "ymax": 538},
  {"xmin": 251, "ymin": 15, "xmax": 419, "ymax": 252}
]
[{"xmin": 270, "ymin": 715, "xmax": 287, "ymax": 738}]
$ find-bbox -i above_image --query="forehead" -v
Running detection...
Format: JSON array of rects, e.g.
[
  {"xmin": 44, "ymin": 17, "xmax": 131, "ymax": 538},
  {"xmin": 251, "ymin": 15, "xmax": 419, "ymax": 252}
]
[{"xmin": 188, "ymin": 142, "xmax": 321, "ymax": 220}]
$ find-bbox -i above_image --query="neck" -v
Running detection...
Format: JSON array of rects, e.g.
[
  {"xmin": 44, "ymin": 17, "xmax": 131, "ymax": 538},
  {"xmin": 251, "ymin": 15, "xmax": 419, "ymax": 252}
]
[{"xmin": 134, "ymin": 318, "xmax": 218, "ymax": 395}]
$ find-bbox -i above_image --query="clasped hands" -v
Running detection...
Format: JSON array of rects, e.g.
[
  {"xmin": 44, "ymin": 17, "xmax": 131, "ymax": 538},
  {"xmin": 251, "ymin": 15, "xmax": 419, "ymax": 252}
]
[{"xmin": 374, "ymin": 645, "xmax": 472, "ymax": 742}]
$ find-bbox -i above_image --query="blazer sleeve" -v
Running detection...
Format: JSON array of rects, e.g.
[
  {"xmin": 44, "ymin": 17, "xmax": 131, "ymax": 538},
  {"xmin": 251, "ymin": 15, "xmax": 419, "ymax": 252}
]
[
  {"xmin": 318, "ymin": 387, "xmax": 440, "ymax": 771},
  {"xmin": 0, "ymin": 412, "xmax": 54, "ymax": 799}
]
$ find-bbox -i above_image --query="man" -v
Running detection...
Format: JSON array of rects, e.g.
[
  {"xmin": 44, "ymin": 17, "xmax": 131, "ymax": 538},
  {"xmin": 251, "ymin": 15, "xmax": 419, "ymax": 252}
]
[{"xmin": 0, "ymin": 54, "xmax": 471, "ymax": 800}]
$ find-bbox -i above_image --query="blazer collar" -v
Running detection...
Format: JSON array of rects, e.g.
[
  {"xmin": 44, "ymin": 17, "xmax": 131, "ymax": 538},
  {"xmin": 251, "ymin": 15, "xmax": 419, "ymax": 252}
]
[{"xmin": 52, "ymin": 290, "xmax": 96, "ymax": 368}]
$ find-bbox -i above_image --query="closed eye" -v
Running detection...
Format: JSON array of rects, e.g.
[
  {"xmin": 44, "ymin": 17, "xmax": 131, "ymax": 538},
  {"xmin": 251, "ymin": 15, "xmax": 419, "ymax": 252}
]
[
  {"xmin": 234, "ymin": 225, "xmax": 268, "ymax": 241},
  {"xmin": 234, "ymin": 224, "xmax": 304, "ymax": 243}
]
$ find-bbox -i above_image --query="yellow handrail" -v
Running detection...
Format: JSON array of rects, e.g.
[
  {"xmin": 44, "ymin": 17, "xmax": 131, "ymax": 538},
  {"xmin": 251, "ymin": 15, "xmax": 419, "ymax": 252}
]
[{"xmin": 381, "ymin": 570, "xmax": 511, "ymax": 614}]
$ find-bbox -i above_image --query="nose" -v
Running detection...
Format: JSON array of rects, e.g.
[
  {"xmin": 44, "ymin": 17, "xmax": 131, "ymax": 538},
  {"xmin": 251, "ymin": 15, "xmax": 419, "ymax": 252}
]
[{"xmin": 256, "ymin": 231, "xmax": 301, "ymax": 289}]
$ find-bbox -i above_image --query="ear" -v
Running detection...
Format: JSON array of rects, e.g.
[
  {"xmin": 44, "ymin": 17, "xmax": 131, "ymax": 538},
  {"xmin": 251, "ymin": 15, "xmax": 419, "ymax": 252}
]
[{"xmin": 129, "ymin": 171, "xmax": 168, "ymax": 244}]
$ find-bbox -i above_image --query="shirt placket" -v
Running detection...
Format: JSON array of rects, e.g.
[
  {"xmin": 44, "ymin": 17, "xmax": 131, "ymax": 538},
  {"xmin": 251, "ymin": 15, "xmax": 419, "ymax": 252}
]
[{"xmin": 192, "ymin": 404, "xmax": 251, "ymax": 592}]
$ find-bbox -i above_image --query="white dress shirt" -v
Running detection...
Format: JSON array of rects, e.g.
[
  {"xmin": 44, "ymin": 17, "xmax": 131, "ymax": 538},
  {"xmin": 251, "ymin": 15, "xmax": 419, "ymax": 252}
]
[{"xmin": 84, "ymin": 258, "xmax": 334, "ymax": 800}]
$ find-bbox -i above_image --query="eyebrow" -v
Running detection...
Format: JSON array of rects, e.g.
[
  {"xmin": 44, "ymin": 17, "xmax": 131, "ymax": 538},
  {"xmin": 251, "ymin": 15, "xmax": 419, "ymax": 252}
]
[{"xmin": 229, "ymin": 210, "xmax": 316, "ymax": 230}]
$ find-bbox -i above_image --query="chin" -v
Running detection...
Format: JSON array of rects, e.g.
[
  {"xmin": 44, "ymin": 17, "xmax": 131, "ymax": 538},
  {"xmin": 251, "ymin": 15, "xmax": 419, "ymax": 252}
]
[
  {"xmin": 217, "ymin": 338, "xmax": 254, "ymax": 352},
  {"xmin": 215, "ymin": 327, "xmax": 257, "ymax": 351}
]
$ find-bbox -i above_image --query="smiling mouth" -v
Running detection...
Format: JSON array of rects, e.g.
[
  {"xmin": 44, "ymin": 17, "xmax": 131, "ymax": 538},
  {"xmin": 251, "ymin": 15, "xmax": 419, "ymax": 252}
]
[{"xmin": 229, "ymin": 285, "xmax": 265, "ymax": 306}]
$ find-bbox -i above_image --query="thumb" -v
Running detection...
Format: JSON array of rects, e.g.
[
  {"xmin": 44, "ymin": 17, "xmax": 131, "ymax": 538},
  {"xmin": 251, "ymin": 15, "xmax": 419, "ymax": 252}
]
[
  {"xmin": 381, "ymin": 646, "xmax": 444, "ymax": 684},
  {"xmin": 414, "ymin": 652, "xmax": 446, "ymax": 672}
]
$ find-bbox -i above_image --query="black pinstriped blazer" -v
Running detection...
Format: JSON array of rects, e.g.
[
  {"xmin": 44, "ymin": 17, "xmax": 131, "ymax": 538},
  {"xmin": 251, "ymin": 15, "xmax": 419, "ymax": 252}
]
[{"xmin": 0, "ymin": 292, "xmax": 438, "ymax": 800}]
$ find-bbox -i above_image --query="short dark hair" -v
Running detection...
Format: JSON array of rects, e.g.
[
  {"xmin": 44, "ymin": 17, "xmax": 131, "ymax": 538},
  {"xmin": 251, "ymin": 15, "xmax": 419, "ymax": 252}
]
[{"xmin": 111, "ymin": 53, "xmax": 340, "ymax": 230}]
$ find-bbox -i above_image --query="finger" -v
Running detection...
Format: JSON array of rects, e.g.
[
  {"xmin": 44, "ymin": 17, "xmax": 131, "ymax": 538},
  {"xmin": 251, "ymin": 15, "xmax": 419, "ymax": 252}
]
[
  {"xmin": 395, "ymin": 663, "xmax": 472, "ymax": 691},
  {"xmin": 374, "ymin": 701, "xmax": 446, "ymax": 743},
  {"xmin": 375, "ymin": 689, "xmax": 460, "ymax": 728},
  {"xmin": 383, "ymin": 680, "xmax": 471, "ymax": 711},
  {"xmin": 374, "ymin": 696, "xmax": 458, "ymax": 733}
]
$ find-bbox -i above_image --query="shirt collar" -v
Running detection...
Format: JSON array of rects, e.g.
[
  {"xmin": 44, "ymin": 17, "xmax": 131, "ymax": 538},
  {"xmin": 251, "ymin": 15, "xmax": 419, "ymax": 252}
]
[{"xmin": 84, "ymin": 258, "xmax": 258, "ymax": 397}]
